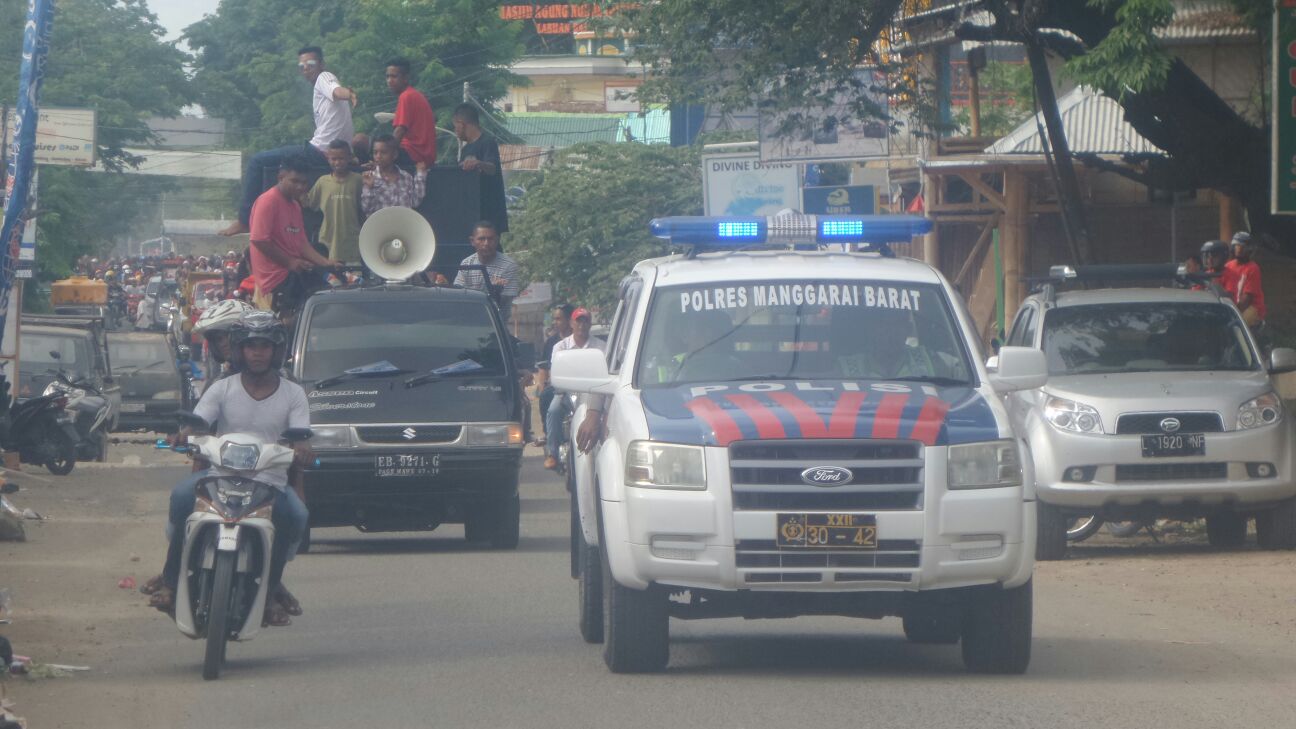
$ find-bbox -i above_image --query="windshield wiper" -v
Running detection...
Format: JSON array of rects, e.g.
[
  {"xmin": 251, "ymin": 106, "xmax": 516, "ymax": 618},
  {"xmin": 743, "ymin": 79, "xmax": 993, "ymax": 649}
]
[
  {"xmin": 403, "ymin": 369, "xmax": 495, "ymax": 389},
  {"xmin": 313, "ymin": 368, "xmax": 411, "ymax": 389},
  {"xmin": 115, "ymin": 360, "xmax": 168, "ymax": 375}
]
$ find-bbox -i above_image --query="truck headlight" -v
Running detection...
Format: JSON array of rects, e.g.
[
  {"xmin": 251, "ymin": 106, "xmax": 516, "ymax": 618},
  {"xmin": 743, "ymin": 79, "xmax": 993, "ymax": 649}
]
[
  {"xmin": 1237, "ymin": 392, "xmax": 1283, "ymax": 430},
  {"xmin": 311, "ymin": 426, "xmax": 354, "ymax": 449},
  {"xmin": 1044, "ymin": 396, "xmax": 1104, "ymax": 434},
  {"xmin": 468, "ymin": 424, "xmax": 523, "ymax": 446},
  {"xmin": 948, "ymin": 440, "xmax": 1022, "ymax": 490},
  {"xmin": 626, "ymin": 441, "xmax": 707, "ymax": 491}
]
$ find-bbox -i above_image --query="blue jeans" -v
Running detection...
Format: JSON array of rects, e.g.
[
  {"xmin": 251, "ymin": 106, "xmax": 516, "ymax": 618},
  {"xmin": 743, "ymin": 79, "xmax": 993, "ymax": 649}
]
[
  {"xmin": 163, "ymin": 472, "xmax": 309, "ymax": 591},
  {"xmin": 538, "ymin": 384, "xmax": 555, "ymax": 438},
  {"xmin": 237, "ymin": 143, "xmax": 327, "ymax": 226},
  {"xmin": 546, "ymin": 393, "xmax": 571, "ymax": 460}
]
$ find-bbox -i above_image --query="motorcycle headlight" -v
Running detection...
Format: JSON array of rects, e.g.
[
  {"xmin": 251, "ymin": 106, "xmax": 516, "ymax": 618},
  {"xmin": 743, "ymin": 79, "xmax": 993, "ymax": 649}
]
[
  {"xmin": 467, "ymin": 424, "xmax": 523, "ymax": 446},
  {"xmin": 152, "ymin": 390, "xmax": 180, "ymax": 400},
  {"xmin": 1043, "ymin": 396, "xmax": 1104, "ymax": 434},
  {"xmin": 1237, "ymin": 392, "xmax": 1283, "ymax": 430},
  {"xmin": 948, "ymin": 440, "xmax": 1022, "ymax": 490},
  {"xmin": 310, "ymin": 425, "xmax": 355, "ymax": 449},
  {"xmin": 625, "ymin": 441, "xmax": 707, "ymax": 491},
  {"xmin": 219, "ymin": 442, "xmax": 260, "ymax": 470}
]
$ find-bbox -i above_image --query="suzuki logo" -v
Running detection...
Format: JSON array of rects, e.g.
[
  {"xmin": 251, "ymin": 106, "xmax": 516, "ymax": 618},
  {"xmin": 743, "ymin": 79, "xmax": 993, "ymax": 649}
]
[
  {"xmin": 402, "ymin": 427, "xmax": 417, "ymax": 440},
  {"xmin": 800, "ymin": 466, "xmax": 854, "ymax": 487},
  {"xmin": 1159, "ymin": 417, "xmax": 1181, "ymax": 434}
]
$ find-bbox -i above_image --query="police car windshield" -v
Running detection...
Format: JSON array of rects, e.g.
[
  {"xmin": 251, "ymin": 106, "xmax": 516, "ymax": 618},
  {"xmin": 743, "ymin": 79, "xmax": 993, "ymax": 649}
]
[
  {"xmin": 1043, "ymin": 302, "xmax": 1259, "ymax": 375},
  {"xmin": 635, "ymin": 280, "xmax": 973, "ymax": 387},
  {"xmin": 300, "ymin": 300, "xmax": 505, "ymax": 383}
]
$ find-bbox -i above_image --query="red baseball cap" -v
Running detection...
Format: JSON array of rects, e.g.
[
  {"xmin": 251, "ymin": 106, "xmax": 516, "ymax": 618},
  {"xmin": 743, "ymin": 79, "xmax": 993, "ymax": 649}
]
[{"xmin": 571, "ymin": 307, "xmax": 591, "ymax": 321}]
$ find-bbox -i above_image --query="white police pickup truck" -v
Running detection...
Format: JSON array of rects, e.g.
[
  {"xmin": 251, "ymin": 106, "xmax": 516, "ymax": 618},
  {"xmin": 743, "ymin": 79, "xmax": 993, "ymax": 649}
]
[{"xmin": 552, "ymin": 214, "xmax": 1049, "ymax": 674}]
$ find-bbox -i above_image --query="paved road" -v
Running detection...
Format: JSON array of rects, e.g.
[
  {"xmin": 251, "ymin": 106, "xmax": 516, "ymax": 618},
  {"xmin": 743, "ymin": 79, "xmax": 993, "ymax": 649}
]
[{"xmin": 5, "ymin": 452, "xmax": 1296, "ymax": 729}]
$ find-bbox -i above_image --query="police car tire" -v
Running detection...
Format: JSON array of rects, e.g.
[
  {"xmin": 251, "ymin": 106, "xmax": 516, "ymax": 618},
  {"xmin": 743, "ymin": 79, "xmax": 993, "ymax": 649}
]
[
  {"xmin": 1255, "ymin": 499, "xmax": 1296, "ymax": 550},
  {"xmin": 578, "ymin": 538, "xmax": 604, "ymax": 644},
  {"xmin": 961, "ymin": 579, "xmax": 1032, "ymax": 675},
  {"xmin": 601, "ymin": 546, "xmax": 668, "ymax": 673},
  {"xmin": 1035, "ymin": 502, "xmax": 1069, "ymax": 561},
  {"xmin": 902, "ymin": 613, "xmax": 961, "ymax": 645},
  {"xmin": 1205, "ymin": 512, "xmax": 1247, "ymax": 549}
]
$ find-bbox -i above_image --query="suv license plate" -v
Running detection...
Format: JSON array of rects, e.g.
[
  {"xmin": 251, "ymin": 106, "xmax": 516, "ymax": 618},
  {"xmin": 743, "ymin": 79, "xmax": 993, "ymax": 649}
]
[
  {"xmin": 776, "ymin": 513, "xmax": 877, "ymax": 549},
  {"xmin": 1141, "ymin": 433, "xmax": 1205, "ymax": 458},
  {"xmin": 374, "ymin": 453, "xmax": 440, "ymax": 477}
]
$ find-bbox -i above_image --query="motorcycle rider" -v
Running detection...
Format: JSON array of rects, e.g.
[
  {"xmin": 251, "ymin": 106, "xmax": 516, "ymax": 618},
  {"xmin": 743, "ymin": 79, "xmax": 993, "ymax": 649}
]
[
  {"xmin": 190, "ymin": 299, "xmax": 255, "ymax": 393},
  {"xmin": 145, "ymin": 311, "xmax": 311, "ymax": 627},
  {"xmin": 1225, "ymin": 231, "xmax": 1266, "ymax": 329},
  {"xmin": 1200, "ymin": 239, "xmax": 1236, "ymax": 296}
]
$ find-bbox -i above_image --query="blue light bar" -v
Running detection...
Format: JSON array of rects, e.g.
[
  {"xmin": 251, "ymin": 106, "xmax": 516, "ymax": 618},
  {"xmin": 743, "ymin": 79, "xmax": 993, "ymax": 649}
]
[{"xmin": 650, "ymin": 214, "xmax": 933, "ymax": 246}]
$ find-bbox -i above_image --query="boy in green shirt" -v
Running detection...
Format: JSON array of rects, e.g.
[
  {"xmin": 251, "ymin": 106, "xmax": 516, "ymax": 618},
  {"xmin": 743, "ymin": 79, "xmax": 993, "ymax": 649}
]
[{"xmin": 304, "ymin": 139, "xmax": 363, "ymax": 263}]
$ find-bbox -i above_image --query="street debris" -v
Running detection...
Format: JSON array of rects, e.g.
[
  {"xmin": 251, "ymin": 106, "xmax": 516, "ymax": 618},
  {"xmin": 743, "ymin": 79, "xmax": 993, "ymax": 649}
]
[
  {"xmin": 0, "ymin": 497, "xmax": 23, "ymax": 542},
  {"xmin": 117, "ymin": 576, "xmax": 136, "ymax": 590}
]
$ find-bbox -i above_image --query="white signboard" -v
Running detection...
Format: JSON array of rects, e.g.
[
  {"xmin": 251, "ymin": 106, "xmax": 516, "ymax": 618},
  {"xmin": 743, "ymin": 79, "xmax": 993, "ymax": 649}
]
[
  {"xmin": 604, "ymin": 85, "xmax": 641, "ymax": 113},
  {"xmin": 89, "ymin": 149, "xmax": 242, "ymax": 180},
  {"xmin": 758, "ymin": 73, "xmax": 889, "ymax": 163},
  {"xmin": 703, "ymin": 151, "xmax": 801, "ymax": 216},
  {"xmin": 4, "ymin": 107, "xmax": 97, "ymax": 167}
]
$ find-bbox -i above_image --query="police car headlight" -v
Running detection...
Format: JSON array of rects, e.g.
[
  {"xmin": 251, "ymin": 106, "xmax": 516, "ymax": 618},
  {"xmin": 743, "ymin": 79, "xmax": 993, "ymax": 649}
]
[
  {"xmin": 626, "ymin": 441, "xmax": 707, "ymax": 491},
  {"xmin": 1237, "ymin": 392, "xmax": 1283, "ymax": 430},
  {"xmin": 1044, "ymin": 396, "xmax": 1104, "ymax": 434},
  {"xmin": 948, "ymin": 440, "xmax": 1022, "ymax": 490},
  {"xmin": 311, "ymin": 426, "xmax": 355, "ymax": 449}
]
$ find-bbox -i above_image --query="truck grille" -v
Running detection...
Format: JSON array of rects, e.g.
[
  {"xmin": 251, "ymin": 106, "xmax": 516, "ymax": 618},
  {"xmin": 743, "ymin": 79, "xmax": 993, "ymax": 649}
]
[
  {"xmin": 1115, "ymin": 412, "xmax": 1223, "ymax": 434},
  {"xmin": 729, "ymin": 440, "xmax": 924, "ymax": 511},
  {"xmin": 356, "ymin": 425, "xmax": 461, "ymax": 444},
  {"xmin": 1115, "ymin": 462, "xmax": 1227, "ymax": 481},
  {"xmin": 737, "ymin": 539, "xmax": 921, "ymax": 584}
]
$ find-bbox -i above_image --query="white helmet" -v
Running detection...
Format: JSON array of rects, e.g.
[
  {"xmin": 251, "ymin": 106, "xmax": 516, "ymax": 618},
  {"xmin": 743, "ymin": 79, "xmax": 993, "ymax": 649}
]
[{"xmin": 192, "ymin": 299, "xmax": 254, "ymax": 337}]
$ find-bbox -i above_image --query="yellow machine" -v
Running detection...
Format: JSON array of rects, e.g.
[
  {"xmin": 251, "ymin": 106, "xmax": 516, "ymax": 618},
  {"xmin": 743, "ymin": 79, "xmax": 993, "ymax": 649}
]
[{"xmin": 51, "ymin": 276, "xmax": 107, "ymax": 307}]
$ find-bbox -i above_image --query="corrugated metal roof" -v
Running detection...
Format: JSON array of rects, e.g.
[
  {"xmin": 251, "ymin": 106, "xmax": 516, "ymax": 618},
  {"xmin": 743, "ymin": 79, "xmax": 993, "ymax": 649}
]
[
  {"xmin": 984, "ymin": 86, "xmax": 1164, "ymax": 156},
  {"xmin": 500, "ymin": 109, "xmax": 671, "ymax": 149},
  {"xmin": 1157, "ymin": 1, "xmax": 1254, "ymax": 42}
]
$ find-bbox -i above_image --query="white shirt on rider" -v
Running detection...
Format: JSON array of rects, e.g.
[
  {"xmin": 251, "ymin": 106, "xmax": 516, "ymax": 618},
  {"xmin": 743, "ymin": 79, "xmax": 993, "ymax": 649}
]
[{"xmin": 193, "ymin": 375, "xmax": 310, "ymax": 488}]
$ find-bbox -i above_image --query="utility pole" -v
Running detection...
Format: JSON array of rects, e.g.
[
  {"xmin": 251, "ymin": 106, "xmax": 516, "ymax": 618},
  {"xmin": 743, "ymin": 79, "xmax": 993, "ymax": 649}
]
[{"xmin": 463, "ymin": 81, "xmax": 470, "ymax": 103}]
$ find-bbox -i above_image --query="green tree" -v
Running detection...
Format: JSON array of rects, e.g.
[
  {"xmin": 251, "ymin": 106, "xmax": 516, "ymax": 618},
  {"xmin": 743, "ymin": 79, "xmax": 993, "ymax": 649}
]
[{"xmin": 512, "ymin": 142, "xmax": 702, "ymax": 313}]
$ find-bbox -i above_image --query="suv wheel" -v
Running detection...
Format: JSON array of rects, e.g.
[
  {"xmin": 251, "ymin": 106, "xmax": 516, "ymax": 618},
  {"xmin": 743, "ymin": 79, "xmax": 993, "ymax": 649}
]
[
  {"xmin": 601, "ymin": 545, "xmax": 668, "ymax": 673},
  {"xmin": 1256, "ymin": 498, "xmax": 1296, "ymax": 550},
  {"xmin": 961, "ymin": 580, "xmax": 1032, "ymax": 674},
  {"xmin": 577, "ymin": 537, "xmax": 604, "ymax": 644},
  {"xmin": 1036, "ymin": 502, "xmax": 1068, "ymax": 561},
  {"xmin": 1205, "ymin": 512, "xmax": 1247, "ymax": 548}
]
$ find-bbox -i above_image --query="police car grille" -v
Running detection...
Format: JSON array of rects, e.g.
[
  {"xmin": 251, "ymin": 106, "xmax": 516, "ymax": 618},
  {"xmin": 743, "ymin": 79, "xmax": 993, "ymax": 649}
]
[
  {"xmin": 1115, "ymin": 413, "xmax": 1223, "ymax": 434},
  {"xmin": 729, "ymin": 440, "xmax": 924, "ymax": 511},
  {"xmin": 356, "ymin": 425, "xmax": 461, "ymax": 444},
  {"xmin": 1115, "ymin": 462, "xmax": 1227, "ymax": 481}
]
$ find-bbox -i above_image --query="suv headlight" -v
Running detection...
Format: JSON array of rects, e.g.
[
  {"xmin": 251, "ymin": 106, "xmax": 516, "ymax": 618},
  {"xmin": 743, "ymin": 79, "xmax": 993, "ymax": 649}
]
[
  {"xmin": 948, "ymin": 440, "xmax": 1022, "ymax": 490},
  {"xmin": 468, "ymin": 424, "xmax": 524, "ymax": 446},
  {"xmin": 1044, "ymin": 396, "xmax": 1104, "ymax": 434},
  {"xmin": 626, "ymin": 441, "xmax": 707, "ymax": 490},
  {"xmin": 311, "ymin": 425, "xmax": 355, "ymax": 449},
  {"xmin": 1237, "ymin": 392, "xmax": 1283, "ymax": 430}
]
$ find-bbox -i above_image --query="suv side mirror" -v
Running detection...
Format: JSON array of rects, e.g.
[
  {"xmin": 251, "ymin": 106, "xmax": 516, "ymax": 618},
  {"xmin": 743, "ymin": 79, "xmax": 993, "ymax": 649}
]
[
  {"xmin": 514, "ymin": 341, "xmax": 537, "ymax": 371},
  {"xmin": 551, "ymin": 348, "xmax": 617, "ymax": 395},
  {"xmin": 988, "ymin": 346, "xmax": 1048, "ymax": 393},
  {"xmin": 1270, "ymin": 348, "xmax": 1296, "ymax": 374}
]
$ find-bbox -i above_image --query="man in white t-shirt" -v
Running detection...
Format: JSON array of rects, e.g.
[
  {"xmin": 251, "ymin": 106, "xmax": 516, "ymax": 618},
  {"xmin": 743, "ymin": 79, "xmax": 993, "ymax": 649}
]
[
  {"xmin": 149, "ymin": 312, "xmax": 313, "ymax": 627},
  {"xmin": 221, "ymin": 45, "xmax": 357, "ymax": 237},
  {"xmin": 544, "ymin": 307, "xmax": 605, "ymax": 470}
]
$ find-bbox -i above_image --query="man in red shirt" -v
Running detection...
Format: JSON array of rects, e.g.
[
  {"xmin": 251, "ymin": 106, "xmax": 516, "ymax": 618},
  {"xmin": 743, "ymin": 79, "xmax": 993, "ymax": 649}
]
[
  {"xmin": 386, "ymin": 58, "xmax": 437, "ymax": 170},
  {"xmin": 1226, "ymin": 232, "xmax": 1266, "ymax": 327},
  {"xmin": 249, "ymin": 155, "xmax": 340, "ymax": 313}
]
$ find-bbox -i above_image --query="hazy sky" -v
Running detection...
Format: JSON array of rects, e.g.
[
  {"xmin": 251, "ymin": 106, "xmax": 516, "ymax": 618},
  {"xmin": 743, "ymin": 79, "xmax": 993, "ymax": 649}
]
[{"xmin": 149, "ymin": 0, "xmax": 221, "ymax": 41}]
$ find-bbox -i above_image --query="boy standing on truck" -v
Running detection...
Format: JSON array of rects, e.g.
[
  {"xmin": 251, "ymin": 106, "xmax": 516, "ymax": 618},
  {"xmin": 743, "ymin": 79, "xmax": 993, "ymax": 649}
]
[
  {"xmin": 304, "ymin": 140, "xmax": 363, "ymax": 264},
  {"xmin": 361, "ymin": 134, "xmax": 429, "ymax": 215},
  {"xmin": 385, "ymin": 58, "xmax": 437, "ymax": 170}
]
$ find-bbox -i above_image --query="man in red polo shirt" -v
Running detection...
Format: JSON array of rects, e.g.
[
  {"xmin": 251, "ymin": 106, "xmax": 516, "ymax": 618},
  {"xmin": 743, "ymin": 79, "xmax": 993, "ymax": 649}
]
[
  {"xmin": 249, "ymin": 155, "xmax": 341, "ymax": 312},
  {"xmin": 386, "ymin": 58, "xmax": 437, "ymax": 170},
  {"xmin": 1226, "ymin": 232, "xmax": 1266, "ymax": 327}
]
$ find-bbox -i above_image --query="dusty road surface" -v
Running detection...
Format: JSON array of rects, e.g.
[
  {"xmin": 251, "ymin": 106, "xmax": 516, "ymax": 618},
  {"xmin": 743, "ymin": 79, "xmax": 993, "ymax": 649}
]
[{"xmin": 2, "ymin": 449, "xmax": 1295, "ymax": 729}]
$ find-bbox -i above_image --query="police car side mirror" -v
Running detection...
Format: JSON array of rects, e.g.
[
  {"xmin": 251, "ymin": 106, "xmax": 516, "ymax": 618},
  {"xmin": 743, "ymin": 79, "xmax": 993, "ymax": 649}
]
[
  {"xmin": 551, "ymin": 348, "xmax": 616, "ymax": 396},
  {"xmin": 1269, "ymin": 348, "xmax": 1296, "ymax": 375},
  {"xmin": 988, "ymin": 347, "xmax": 1047, "ymax": 394}
]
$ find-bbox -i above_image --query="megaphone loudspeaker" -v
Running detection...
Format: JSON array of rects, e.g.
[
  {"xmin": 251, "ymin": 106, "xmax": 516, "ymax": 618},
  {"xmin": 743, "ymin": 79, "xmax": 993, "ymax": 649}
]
[{"xmin": 358, "ymin": 207, "xmax": 437, "ymax": 282}]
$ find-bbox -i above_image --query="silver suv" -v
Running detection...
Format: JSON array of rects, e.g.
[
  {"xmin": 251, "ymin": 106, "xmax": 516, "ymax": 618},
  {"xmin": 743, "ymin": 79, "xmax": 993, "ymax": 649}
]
[{"xmin": 1001, "ymin": 272, "xmax": 1296, "ymax": 559}]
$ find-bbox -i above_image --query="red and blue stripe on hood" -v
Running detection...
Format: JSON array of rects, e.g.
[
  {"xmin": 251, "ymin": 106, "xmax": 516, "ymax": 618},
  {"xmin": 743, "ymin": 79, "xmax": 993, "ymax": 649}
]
[{"xmin": 640, "ymin": 381, "xmax": 1000, "ymax": 447}]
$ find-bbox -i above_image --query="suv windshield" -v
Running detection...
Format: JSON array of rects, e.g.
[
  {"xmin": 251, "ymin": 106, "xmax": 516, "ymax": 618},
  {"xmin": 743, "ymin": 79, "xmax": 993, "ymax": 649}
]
[
  {"xmin": 635, "ymin": 280, "xmax": 973, "ymax": 387},
  {"xmin": 1043, "ymin": 302, "xmax": 1258, "ymax": 375},
  {"xmin": 300, "ymin": 299, "xmax": 505, "ymax": 383}
]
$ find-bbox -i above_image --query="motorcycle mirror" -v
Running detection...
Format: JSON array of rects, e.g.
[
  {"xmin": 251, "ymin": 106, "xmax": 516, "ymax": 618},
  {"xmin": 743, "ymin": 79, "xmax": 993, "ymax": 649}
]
[
  {"xmin": 0, "ymin": 482, "xmax": 18, "ymax": 495},
  {"xmin": 176, "ymin": 346, "xmax": 192, "ymax": 362},
  {"xmin": 281, "ymin": 427, "xmax": 313, "ymax": 442}
]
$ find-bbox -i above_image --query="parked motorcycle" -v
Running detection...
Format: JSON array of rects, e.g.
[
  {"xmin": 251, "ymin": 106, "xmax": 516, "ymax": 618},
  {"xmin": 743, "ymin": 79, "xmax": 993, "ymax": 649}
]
[
  {"xmin": 0, "ymin": 387, "xmax": 79, "ymax": 475},
  {"xmin": 42, "ymin": 362, "xmax": 111, "ymax": 464},
  {"xmin": 156, "ymin": 412, "xmax": 312, "ymax": 680}
]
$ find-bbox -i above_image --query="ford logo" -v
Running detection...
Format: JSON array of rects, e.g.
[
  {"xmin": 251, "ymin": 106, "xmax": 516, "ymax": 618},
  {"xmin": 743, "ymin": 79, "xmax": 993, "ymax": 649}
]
[
  {"xmin": 1159, "ymin": 417, "xmax": 1181, "ymax": 434},
  {"xmin": 800, "ymin": 466, "xmax": 854, "ymax": 487}
]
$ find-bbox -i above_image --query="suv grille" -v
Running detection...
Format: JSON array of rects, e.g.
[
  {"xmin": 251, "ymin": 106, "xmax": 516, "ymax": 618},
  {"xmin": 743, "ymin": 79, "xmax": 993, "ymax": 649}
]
[
  {"xmin": 729, "ymin": 440, "xmax": 923, "ymax": 511},
  {"xmin": 1115, "ymin": 462, "xmax": 1227, "ymax": 481},
  {"xmin": 736, "ymin": 539, "xmax": 921, "ymax": 584},
  {"xmin": 1115, "ymin": 412, "xmax": 1224, "ymax": 434},
  {"xmin": 356, "ymin": 425, "xmax": 461, "ymax": 444}
]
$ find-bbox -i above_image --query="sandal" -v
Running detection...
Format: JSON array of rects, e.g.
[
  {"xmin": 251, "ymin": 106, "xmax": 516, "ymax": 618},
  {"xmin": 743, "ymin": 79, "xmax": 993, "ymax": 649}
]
[
  {"xmin": 262, "ymin": 603, "xmax": 292, "ymax": 627},
  {"xmin": 138, "ymin": 574, "xmax": 166, "ymax": 596},
  {"xmin": 148, "ymin": 586, "xmax": 175, "ymax": 614},
  {"xmin": 275, "ymin": 585, "xmax": 303, "ymax": 616}
]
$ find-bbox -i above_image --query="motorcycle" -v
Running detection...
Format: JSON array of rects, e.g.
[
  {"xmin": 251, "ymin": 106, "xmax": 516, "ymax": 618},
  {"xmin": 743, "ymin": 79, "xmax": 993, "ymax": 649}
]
[
  {"xmin": 42, "ymin": 363, "xmax": 111, "ymax": 464},
  {"xmin": 156, "ymin": 413, "xmax": 311, "ymax": 680},
  {"xmin": 0, "ymin": 385, "xmax": 79, "ymax": 475},
  {"xmin": 107, "ymin": 287, "xmax": 128, "ymax": 330}
]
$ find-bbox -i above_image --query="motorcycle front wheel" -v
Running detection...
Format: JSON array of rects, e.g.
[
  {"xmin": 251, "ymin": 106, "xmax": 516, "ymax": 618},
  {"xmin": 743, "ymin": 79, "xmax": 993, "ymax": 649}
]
[
  {"xmin": 203, "ymin": 550, "xmax": 236, "ymax": 680},
  {"xmin": 45, "ymin": 436, "xmax": 77, "ymax": 476}
]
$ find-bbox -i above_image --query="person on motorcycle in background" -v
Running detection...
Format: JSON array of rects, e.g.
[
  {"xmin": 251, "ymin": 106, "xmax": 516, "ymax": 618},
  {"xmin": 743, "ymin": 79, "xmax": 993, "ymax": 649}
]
[
  {"xmin": 144, "ymin": 311, "xmax": 312, "ymax": 627},
  {"xmin": 190, "ymin": 299, "xmax": 255, "ymax": 393},
  {"xmin": 1199, "ymin": 240, "xmax": 1236, "ymax": 297},
  {"xmin": 1225, "ymin": 231, "xmax": 1267, "ymax": 329}
]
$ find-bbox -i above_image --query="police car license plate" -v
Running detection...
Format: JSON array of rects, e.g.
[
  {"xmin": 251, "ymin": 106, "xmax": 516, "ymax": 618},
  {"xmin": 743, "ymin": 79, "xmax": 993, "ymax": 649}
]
[
  {"xmin": 1141, "ymin": 433, "xmax": 1205, "ymax": 458},
  {"xmin": 776, "ymin": 513, "xmax": 877, "ymax": 549},
  {"xmin": 374, "ymin": 453, "xmax": 440, "ymax": 477}
]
